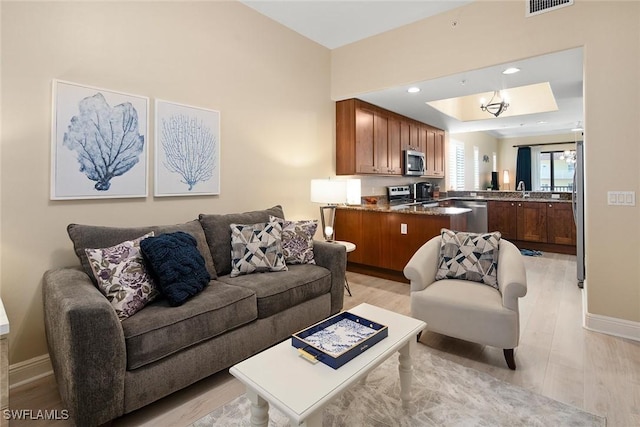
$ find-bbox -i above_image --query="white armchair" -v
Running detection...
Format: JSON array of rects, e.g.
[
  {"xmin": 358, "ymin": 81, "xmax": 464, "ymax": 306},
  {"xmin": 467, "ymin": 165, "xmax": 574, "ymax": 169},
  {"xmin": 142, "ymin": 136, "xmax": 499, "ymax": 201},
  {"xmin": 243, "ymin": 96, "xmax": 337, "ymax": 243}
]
[{"xmin": 404, "ymin": 236, "xmax": 527, "ymax": 369}]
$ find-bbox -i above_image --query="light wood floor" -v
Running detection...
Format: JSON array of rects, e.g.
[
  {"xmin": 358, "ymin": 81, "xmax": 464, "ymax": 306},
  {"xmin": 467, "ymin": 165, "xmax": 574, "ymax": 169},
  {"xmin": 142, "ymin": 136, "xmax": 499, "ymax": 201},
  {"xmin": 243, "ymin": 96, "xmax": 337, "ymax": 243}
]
[{"xmin": 10, "ymin": 253, "xmax": 640, "ymax": 426}]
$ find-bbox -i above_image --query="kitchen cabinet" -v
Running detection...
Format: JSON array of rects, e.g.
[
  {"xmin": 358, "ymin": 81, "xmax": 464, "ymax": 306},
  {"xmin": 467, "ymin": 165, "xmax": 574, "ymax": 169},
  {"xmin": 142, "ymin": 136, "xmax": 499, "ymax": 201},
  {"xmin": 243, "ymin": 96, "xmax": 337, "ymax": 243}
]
[
  {"xmin": 487, "ymin": 201, "xmax": 517, "ymax": 240},
  {"xmin": 336, "ymin": 98, "xmax": 444, "ymax": 177},
  {"xmin": 546, "ymin": 202, "xmax": 577, "ymax": 245},
  {"xmin": 516, "ymin": 202, "xmax": 547, "ymax": 242},
  {"xmin": 337, "ymin": 99, "xmax": 400, "ymax": 175},
  {"xmin": 335, "ymin": 208, "xmax": 467, "ymax": 274}
]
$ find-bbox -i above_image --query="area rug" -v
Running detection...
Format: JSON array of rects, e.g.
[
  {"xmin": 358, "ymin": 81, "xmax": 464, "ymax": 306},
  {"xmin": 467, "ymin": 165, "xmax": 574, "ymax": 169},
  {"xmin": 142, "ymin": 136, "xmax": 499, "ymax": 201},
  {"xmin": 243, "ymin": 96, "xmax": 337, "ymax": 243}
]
[{"xmin": 192, "ymin": 346, "xmax": 605, "ymax": 427}]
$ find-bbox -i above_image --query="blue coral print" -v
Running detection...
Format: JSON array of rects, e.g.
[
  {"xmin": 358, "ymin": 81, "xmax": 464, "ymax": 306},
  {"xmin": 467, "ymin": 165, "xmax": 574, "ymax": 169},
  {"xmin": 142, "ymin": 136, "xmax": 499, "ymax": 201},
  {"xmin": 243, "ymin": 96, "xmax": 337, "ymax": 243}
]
[{"xmin": 63, "ymin": 92, "xmax": 144, "ymax": 191}]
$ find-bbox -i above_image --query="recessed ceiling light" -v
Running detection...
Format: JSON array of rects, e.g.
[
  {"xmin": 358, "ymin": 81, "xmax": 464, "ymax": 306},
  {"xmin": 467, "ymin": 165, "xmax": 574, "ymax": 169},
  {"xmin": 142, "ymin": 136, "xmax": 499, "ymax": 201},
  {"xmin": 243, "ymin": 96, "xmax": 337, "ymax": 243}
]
[
  {"xmin": 407, "ymin": 87, "xmax": 420, "ymax": 93},
  {"xmin": 502, "ymin": 67, "xmax": 521, "ymax": 75},
  {"xmin": 537, "ymin": 121, "xmax": 547, "ymax": 124}
]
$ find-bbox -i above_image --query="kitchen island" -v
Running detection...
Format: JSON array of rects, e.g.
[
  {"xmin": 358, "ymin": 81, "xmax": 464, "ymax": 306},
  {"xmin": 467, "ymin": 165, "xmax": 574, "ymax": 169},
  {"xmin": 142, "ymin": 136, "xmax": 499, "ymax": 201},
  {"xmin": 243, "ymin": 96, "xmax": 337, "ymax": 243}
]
[{"xmin": 334, "ymin": 204, "xmax": 470, "ymax": 282}]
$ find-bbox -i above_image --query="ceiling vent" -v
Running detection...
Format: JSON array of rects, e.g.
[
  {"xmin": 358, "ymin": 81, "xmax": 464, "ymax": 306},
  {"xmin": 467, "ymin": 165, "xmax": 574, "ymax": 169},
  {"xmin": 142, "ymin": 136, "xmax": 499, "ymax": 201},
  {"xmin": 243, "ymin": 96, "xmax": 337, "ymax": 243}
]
[{"xmin": 526, "ymin": 0, "xmax": 574, "ymax": 17}]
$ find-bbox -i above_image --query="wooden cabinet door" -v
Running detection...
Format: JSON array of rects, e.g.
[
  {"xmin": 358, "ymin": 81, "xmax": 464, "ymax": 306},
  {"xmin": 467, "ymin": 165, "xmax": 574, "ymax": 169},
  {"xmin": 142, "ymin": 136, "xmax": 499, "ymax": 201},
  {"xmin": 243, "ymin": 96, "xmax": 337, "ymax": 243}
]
[
  {"xmin": 433, "ymin": 131, "xmax": 445, "ymax": 177},
  {"xmin": 516, "ymin": 202, "xmax": 547, "ymax": 242},
  {"xmin": 359, "ymin": 211, "xmax": 384, "ymax": 266},
  {"xmin": 425, "ymin": 127, "xmax": 436, "ymax": 176},
  {"xmin": 334, "ymin": 209, "xmax": 363, "ymax": 263},
  {"xmin": 488, "ymin": 201, "xmax": 517, "ymax": 240},
  {"xmin": 547, "ymin": 203, "xmax": 577, "ymax": 245},
  {"xmin": 386, "ymin": 117, "xmax": 402, "ymax": 175},
  {"xmin": 373, "ymin": 113, "xmax": 388, "ymax": 174},
  {"xmin": 408, "ymin": 122, "xmax": 420, "ymax": 151},
  {"xmin": 355, "ymin": 108, "xmax": 376, "ymax": 173}
]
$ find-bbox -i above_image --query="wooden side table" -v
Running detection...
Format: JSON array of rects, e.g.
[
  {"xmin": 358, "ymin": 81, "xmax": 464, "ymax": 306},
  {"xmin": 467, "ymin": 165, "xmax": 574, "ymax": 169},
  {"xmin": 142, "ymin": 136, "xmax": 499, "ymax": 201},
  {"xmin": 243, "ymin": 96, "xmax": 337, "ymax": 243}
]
[{"xmin": 333, "ymin": 240, "xmax": 356, "ymax": 296}]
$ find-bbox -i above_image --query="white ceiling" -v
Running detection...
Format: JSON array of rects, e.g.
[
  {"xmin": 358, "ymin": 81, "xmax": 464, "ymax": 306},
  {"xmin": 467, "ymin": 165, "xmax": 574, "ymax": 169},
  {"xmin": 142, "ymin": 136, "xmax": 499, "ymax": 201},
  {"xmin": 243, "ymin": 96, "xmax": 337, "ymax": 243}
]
[{"xmin": 240, "ymin": 1, "xmax": 584, "ymax": 139}]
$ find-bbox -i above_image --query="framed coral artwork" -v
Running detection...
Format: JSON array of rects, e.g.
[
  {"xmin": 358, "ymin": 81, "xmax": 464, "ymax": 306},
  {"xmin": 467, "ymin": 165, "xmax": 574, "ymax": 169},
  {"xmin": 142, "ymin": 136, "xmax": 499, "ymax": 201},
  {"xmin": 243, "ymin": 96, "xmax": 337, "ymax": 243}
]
[
  {"xmin": 154, "ymin": 100, "xmax": 220, "ymax": 197},
  {"xmin": 51, "ymin": 80, "xmax": 149, "ymax": 200}
]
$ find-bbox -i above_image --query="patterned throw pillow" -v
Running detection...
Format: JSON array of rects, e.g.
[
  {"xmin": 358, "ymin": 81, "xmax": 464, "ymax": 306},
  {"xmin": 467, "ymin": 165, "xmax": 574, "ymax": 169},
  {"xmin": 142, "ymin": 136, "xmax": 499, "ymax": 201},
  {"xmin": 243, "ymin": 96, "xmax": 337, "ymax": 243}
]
[
  {"xmin": 140, "ymin": 231, "xmax": 211, "ymax": 307},
  {"xmin": 230, "ymin": 221, "xmax": 287, "ymax": 277},
  {"xmin": 269, "ymin": 215, "xmax": 318, "ymax": 264},
  {"xmin": 85, "ymin": 233, "xmax": 158, "ymax": 320},
  {"xmin": 435, "ymin": 228, "xmax": 501, "ymax": 289}
]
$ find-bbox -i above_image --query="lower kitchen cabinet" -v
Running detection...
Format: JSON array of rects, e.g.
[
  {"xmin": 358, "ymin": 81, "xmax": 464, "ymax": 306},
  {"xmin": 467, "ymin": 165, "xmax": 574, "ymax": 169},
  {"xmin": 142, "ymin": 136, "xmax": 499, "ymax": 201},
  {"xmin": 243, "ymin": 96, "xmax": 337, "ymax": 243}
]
[
  {"xmin": 516, "ymin": 202, "xmax": 547, "ymax": 242},
  {"xmin": 546, "ymin": 202, "xmax": 577, "ymax": 245},
  {"xmin": 335, "ymin": 208, "xmax": 467, "ymax": 275},
  {"xmin": 487, "ymin": 201, "xmax": 517, "ymax": 240},
  {"xmin": 487, "ymin": 200, "xmax": 576, "ymax": 254}
]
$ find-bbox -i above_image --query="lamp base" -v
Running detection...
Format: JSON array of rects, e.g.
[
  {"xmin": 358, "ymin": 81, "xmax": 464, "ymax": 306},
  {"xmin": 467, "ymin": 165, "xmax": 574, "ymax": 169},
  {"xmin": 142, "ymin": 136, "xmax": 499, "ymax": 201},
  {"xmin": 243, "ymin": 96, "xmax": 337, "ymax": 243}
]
[{"xmin": 319, "ymin": 205, "xmax": 337, "ymax": 241}]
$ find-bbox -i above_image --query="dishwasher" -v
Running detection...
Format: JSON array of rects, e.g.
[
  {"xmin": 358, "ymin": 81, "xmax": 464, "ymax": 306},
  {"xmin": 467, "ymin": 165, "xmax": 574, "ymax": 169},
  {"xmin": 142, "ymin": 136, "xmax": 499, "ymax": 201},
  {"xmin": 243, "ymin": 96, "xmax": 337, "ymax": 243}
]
[{"xmin": 455, "ymin": 200, "xmax": 488, "ymax": 233}]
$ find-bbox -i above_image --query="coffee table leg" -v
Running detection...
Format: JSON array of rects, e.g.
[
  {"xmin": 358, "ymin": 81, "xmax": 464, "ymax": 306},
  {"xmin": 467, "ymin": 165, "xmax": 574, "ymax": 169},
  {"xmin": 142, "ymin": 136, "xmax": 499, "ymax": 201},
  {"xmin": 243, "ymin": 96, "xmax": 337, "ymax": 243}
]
[
  {"xmin": 246, "ymin": 389, "xmax": 269, "ymax": 427},
  {"xmin": 398, "ymin": 341, "xmax": 413, "ymax": 408}
]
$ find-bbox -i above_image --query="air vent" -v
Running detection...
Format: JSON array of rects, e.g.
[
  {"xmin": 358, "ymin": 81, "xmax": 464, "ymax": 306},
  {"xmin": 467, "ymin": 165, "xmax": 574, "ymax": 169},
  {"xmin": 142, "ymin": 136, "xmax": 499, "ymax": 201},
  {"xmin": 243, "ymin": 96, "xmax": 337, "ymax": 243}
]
[{"xmin": 526, "ymin": 0, "xmax": 573, "ymax": 17}]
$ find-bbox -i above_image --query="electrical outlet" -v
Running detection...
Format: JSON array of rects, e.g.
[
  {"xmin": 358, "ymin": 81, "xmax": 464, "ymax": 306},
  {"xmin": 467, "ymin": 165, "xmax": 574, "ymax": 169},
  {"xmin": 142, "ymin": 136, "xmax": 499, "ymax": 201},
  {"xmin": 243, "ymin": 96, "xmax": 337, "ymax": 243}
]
[
  {"xmin": 470, "ymin": 192, "xmax": 477, "ymax": 197},
  {"xmin": 400, "ymin": 223, "xmax": 408, "ymax": 234},
  {"xmin": 551, "ymin": 194, "xmax": 560, "ymax": 199}
]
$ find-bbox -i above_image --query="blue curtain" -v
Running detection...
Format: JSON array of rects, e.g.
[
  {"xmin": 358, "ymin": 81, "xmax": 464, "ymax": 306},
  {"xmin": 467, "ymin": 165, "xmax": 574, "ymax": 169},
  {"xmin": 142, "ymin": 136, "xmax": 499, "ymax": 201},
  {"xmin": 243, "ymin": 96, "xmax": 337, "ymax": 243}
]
[{"xmin": 515, "ymin": 147, "xmax": 532, "ymax": 190}]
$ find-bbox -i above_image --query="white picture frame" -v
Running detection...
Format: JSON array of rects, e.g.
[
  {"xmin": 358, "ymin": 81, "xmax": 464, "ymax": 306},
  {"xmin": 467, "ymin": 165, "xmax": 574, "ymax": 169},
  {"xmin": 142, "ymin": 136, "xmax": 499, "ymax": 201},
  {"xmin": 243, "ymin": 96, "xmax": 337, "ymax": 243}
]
[
  {"xmin": 154, "ymin": 100, "xmax": 220, "ymax": 197},
  {"xmin": 51, "ymin": 80, "xmax": 149, "ymax": 200}
]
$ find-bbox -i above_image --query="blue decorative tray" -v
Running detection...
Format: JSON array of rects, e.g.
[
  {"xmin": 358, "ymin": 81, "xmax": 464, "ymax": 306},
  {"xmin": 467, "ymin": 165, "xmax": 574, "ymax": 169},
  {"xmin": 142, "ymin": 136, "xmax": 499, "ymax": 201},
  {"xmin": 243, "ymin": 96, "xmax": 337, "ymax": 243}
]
[{"xmin": 291, "ymin": 311, "xmax": 388, "ymax": 369}]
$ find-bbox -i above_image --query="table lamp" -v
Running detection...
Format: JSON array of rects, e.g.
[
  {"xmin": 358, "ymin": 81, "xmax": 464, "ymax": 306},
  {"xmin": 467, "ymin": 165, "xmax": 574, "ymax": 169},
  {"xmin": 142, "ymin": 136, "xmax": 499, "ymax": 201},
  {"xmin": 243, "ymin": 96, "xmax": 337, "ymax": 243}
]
[
  {"xmin": 310, "ymin": 178, "xmax": 348, "ymax": 241},
  {"xmin": 503, "ymin": 170, "xmax": 510, "ymax": 190}
]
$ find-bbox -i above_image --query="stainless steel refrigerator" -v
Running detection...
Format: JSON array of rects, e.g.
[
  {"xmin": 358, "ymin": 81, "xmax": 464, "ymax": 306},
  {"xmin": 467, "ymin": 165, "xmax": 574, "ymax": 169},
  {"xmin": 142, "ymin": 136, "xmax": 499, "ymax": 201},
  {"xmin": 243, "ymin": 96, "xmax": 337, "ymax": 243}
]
[{"xmin": 573, "ymin": 140, "xmax": 585, "ymax": 288}]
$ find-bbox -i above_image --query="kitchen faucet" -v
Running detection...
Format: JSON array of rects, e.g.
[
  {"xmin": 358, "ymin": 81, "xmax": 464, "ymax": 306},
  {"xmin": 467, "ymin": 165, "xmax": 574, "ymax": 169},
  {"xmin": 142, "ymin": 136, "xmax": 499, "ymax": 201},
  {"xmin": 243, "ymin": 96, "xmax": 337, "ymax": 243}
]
[{"xmin": 516, "ymin": 181, "xmax": 530, "ymax": 198}]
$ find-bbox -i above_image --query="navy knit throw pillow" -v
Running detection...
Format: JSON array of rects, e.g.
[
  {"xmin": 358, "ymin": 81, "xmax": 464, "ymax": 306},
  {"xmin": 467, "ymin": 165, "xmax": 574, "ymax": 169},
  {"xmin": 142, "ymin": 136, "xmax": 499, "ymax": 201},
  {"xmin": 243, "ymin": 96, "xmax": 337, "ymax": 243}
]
[{"xmin": 140, "ymin": 231, "xmax": 211, "ymax": 306}]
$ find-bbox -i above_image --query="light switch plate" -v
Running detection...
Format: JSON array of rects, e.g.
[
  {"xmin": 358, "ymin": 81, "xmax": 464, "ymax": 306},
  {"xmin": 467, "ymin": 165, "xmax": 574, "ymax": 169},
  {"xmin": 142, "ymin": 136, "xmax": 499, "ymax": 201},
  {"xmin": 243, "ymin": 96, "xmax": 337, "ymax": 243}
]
[
  {"xmin": 608, "ymin": 191, "xmax": 636, "ymax": 206},
  {"xmin": 400, "ymin": 223, "xmax": 408, "ymax": 234}
]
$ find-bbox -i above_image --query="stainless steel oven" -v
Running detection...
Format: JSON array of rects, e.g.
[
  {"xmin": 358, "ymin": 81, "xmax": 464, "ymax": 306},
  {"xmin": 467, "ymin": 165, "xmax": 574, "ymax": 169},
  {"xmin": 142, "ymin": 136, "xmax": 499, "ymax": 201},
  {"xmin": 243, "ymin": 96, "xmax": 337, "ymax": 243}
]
[{"xmin": 403, "ymin": 149, "xmax": 425, "ymax": 176}]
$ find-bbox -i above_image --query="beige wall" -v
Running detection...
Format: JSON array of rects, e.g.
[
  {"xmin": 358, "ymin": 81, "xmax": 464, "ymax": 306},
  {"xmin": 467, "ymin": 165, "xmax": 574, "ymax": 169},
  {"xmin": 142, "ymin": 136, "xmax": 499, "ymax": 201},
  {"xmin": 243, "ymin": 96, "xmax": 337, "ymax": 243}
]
[
  {"xmin": 1, "ymin": 1, "xmax": 333, "ymax": 364},
  {"xmin": 449, "ymin": 131, "xmax": 499, "ymax": 191},
  {"xmin": 332, "ymin": 1, "xmax": 640, "ymax": 322}
]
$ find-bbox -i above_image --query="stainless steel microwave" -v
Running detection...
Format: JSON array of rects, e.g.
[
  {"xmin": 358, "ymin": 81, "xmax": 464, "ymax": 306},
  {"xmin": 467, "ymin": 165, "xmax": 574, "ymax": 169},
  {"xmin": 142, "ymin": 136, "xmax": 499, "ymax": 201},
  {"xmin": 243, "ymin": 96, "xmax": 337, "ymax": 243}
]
[{"xmin": 403, "ymin": 149, "xmax": 425, "ymax": 176}]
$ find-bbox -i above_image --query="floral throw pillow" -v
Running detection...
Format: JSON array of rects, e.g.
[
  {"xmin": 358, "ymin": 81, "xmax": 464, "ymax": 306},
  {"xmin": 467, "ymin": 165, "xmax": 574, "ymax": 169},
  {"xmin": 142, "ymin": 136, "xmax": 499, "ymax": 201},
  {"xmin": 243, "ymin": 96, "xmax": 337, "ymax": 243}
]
[
  {"xmin": 230, "ymin": 221, "xmax": 287, "ymax": 277},
  {"xmin": 435, "ymin": 228, "xmax": 501, "ymax": 289},
  {"xmin": 85, "ymin": 233, "xmax": 159, "ymax": 320},
  {"xmin": 269, "ymin": 215, "xmax": 318, "ymax": 264}
]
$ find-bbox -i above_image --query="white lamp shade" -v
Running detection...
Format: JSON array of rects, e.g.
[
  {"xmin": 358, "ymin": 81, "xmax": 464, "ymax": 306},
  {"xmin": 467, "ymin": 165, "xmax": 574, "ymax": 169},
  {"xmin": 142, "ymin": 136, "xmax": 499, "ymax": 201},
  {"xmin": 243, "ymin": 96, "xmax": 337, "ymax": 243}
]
[
  {"xmin": 503, "ymin": 170, "xmax": 510, "ymax": 184},
  {"xmin": 346, "ymin": 179, "xmax": 361, "ymax": 205},
  {"xmin": 310, "ymin": 179, "xmax": 348, "ymax": 204}
]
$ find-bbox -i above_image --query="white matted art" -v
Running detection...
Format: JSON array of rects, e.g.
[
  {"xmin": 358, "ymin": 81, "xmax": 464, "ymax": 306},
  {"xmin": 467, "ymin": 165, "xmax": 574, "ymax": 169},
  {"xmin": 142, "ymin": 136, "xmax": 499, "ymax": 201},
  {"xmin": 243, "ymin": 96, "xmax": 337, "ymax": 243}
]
[
  {"xmin": 154, "ymin": 100, "xmax": 220, "ymax": 197},
  {"xmin": 51, "ymin": 80, "xmax": 149, "ymax": 200}
]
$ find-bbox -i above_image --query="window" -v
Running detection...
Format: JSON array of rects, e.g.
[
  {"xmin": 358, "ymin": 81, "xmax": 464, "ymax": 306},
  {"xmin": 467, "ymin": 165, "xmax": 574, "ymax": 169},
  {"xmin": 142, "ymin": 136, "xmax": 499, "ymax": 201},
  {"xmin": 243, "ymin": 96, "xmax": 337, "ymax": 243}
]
[
  {"xmin": 473, "ymin": 146, "xmax": 480, "ymax": 190},
  {"xmin": 538, "ymin": 150, "xmax": 574, "ymax": 191},
  {"xmin": 448, "ymin": 140, "xmax": 465, "ymax": 191}
]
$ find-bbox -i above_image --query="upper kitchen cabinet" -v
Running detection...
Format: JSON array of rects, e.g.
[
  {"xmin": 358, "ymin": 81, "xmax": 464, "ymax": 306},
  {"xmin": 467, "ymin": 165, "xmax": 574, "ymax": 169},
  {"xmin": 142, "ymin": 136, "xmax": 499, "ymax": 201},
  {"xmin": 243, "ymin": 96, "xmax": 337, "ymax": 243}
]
[
  {"xmin": 336, "ymin": 99, "xmax": 444, "ymax": 177},
  {"xmin": 336, "ymin": 99, "xmax": 401, "ymax": 175}
]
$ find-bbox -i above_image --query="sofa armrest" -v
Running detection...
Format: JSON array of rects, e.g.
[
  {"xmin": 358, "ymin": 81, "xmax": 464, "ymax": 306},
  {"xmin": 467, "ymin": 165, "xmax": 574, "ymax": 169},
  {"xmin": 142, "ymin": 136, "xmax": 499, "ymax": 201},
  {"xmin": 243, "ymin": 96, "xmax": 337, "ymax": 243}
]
[
  {"xmin": 403, "ymin": 236, "xmax": 440, "ymax": 292},
  {"xmin": 43, "ymin": 268, "xmax": 126, "ymax": 426},
  {"xmin": 497, "ymin": 240, "xmax": 528, "ymax": 312},
  {"xmin": 312, "ymin": 240, "xmax": 346, "ymax": 314}
]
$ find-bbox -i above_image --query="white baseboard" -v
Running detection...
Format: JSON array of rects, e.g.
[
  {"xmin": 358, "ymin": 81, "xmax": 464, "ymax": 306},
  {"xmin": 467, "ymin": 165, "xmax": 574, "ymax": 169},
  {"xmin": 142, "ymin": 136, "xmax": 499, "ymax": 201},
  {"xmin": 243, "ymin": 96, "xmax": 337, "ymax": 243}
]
[
  {"xmin": 9, "ymin": 354, "xmax": 52, "ymax": 390},
  {"xmin": 584, "ymin": 311, "xmax": 640, "ymax": 341}
]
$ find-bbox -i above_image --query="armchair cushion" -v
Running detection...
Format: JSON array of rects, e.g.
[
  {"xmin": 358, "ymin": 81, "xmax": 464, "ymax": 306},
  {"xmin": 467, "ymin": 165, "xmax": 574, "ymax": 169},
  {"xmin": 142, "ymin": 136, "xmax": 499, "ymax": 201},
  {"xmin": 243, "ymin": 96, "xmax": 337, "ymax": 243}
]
[{"xmin": 436, "ymin": 228, "xmax": 501, "ymax": 289}]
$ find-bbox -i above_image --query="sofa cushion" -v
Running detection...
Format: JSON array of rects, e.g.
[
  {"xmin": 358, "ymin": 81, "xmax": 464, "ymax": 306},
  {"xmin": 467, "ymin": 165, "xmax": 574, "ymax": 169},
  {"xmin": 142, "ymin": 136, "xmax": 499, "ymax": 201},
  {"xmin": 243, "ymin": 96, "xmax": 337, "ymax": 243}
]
[
  {"xmin": 436, "ymin": 228, "xmax": 501, "ymax": 289},
  {"xmin": 85, "ymin": 232, "xmax": 159, "ymax": 320},
  {"xmin": 140, "ymin": 232, "xmax": 211, "ymax": 306},
  {"xmin": 216, "ymin": 264, "xmax": 331, "ymax": 319},
  {"xmin": 121, "ymin": 280, "xmax": 257, "ymax": 370},
  {"xmin": 269, "ymin": 215, "xmax": 318, "ymax": 265},
  {"xmin": 199, "ymin": 205, "xmax": 285, "ymax": 276},
  {"xmin": 230, "ymin": 221, "xmax": 287, "ymax": 278},
  {"xmin": 68, "ymin": 220, "xmax": 217, "ymax": 285}
]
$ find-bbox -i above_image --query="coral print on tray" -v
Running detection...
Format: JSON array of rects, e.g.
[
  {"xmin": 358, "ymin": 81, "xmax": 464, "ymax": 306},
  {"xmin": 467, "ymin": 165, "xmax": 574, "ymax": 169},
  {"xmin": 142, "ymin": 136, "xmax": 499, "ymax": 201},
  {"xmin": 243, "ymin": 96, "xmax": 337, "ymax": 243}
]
[
  {"xmin": 154, "ymin": 100, "xmax": 220, "ymax": 196},
  {"xmin": 50, "ymin": 80, "xmax": 149, "ymax": 200}
]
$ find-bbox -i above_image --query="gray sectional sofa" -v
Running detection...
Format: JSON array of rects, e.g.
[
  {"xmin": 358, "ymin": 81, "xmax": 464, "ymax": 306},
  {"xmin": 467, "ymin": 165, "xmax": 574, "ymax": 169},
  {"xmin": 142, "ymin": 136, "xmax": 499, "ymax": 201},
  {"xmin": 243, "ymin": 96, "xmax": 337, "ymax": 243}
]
[{"xmin": 42, "ymin": 206, "xmax": 346, "ymax": 426}]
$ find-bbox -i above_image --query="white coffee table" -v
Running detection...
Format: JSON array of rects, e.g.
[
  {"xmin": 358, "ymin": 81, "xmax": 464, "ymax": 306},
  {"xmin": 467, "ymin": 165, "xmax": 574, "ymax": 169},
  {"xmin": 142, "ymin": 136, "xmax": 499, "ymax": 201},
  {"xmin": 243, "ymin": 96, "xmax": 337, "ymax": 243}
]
[{"xmin": 229, "ymin": 303, "xmax": 426, "ymax": 427}]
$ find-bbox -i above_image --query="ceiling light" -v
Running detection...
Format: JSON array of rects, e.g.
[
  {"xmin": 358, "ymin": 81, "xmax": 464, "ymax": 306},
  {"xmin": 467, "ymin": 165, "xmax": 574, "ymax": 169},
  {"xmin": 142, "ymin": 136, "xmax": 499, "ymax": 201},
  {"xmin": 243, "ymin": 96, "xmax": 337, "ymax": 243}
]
[
  {"xmin": 502, "ymin": 67, "xmax": 521, "ymax": 75},
  {"xmin": 407, "ymin": 87, "xmax": 420, "ymax": 93},
  {"xmin": 480, "ymin": 91, "xmax": 509, "ymax": 117}
]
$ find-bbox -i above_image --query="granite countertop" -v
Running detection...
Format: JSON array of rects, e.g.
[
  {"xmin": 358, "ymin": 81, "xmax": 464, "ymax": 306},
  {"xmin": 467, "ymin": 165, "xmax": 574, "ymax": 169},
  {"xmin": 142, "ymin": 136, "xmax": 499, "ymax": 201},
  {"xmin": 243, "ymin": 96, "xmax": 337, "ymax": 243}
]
[
  {"xmin": 444, "ymin": 196, "xmax": 572, "ymax": 203},
  {"xmin": 337, "ymin": 204, "xmax": 471, "ymax": 216}
]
